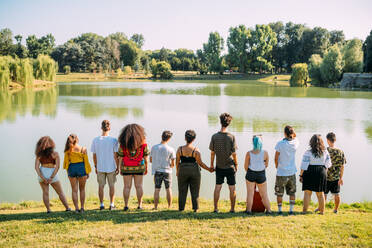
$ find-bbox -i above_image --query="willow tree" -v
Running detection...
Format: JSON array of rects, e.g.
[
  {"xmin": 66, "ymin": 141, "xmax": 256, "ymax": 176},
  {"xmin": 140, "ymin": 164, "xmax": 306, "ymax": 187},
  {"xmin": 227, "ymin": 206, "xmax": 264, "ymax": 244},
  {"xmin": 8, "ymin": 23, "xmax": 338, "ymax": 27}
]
[
  {"xmin": 290, "ymin": 63, "xmax": 308, "ymax": 87},
  {"xmin": 0, "ymin": 57, "xmax": 10, "ymax": 90},
  {"xmin": 33, "ymin": 55, "xmax": 57, "ymax": 82},
  {"xmin": 19, "ymin": 59, "xmax": 34, "ymax": 86}
]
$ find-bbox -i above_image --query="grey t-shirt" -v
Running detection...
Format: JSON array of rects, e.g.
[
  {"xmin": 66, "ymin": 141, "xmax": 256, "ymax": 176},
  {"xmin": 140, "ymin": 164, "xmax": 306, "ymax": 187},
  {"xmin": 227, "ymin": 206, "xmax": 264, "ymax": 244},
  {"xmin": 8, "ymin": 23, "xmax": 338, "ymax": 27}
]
[{"xmin": 209, "ymin": 132, "xmax": 237, "ymax": 169}]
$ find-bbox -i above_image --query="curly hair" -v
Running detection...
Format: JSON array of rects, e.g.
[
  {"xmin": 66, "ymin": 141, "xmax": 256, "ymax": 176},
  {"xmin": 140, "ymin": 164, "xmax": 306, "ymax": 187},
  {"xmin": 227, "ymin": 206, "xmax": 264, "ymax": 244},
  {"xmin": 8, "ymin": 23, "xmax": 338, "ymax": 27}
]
[
  {"xmin": 309, "ymin": 134, "xmax": 325, "ymax": 158},
  {"xmin": 64, "ymin": 134, "xmax": 79, "ymax": 152},
  {"xmin": 35, "ymin": 136, "xmax": 55, "ymax": 158},
  {"xmin": 118, "ymin": 124, "xmax": 146, "ymax": 151}
]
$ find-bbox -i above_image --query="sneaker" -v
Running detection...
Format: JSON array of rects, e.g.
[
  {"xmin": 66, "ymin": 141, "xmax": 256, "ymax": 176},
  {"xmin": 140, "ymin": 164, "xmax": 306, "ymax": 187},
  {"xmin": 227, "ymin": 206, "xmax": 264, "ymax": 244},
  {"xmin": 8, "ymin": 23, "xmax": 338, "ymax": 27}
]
[
  {"xmin": 75, "ymin": 209, "xmax": 80, "ymax": 213},
  {"xmin": 278, "ymin": 211, "xmax": 283, "ymax": 215},
  {"xmin": 289, "ymin": 211, "xmax": 294, "ymax": 215},
  {"xmin": 314, "ymin": 208, "xmax": 319, "ymax": 213},
  {"xmin": 245, "ymin": 210, "xmax": 253, "ymax": 215},
  {"xmin": 229, "ymin": 210, "xmax": 235, "ymax": 213},
  {"xmin": 333, "ymin": 210, "xmax": 338, "ymax": 214},
  {"xmin": 213, "ymin": 209, "xmax": 219, "ymax": 213},
  {"xmin": 109, "ymin": 205, "xmax": 116, "ymax": 211},
  {"xmin": 46, "ymin": 210, "xmax": 52, "ymax": 214},
  {"xmin": 137, "ymin": 206, "xmax": 143, "ymax": 210},
  {"xmin": 265, "ymin": 210, "xmax": 273, "ymax": 215},
  {"xmin": 123, "ymin": 206, "xmax": 129, "ymax": 211},
  {"xmin": 65, "ymin": 208, "xmax": 71, "ymax": 212},
  {"xmin": 100, "ymin": 205, "xmax": 105, "ymax": 210},
  {"xmin": 80, "ymin": 208, "xmax": 85, "ymax": 213}
]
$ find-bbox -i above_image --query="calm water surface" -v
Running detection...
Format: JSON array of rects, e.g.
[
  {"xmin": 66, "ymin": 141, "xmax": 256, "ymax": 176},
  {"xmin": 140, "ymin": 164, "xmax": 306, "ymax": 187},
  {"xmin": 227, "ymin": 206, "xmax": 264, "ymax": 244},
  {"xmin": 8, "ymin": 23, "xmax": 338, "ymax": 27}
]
[{"xmin": 1, "ymin": 81, "xmax": 372, "ymax": 203}]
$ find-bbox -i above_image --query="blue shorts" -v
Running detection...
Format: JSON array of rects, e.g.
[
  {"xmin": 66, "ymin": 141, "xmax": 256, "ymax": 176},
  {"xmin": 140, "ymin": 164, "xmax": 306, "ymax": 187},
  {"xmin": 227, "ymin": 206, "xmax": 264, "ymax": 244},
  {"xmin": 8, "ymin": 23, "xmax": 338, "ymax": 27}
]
[{"xmin": 68, "ymin": 162, "xmax": 87, "ymax": 178}]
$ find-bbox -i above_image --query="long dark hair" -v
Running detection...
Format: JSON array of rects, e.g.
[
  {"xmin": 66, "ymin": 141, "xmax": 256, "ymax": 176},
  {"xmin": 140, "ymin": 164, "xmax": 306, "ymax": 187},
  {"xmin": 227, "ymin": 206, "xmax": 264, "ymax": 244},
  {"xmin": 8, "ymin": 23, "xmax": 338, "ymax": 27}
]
[
  {"xmin": 118, "ymin": 124, "xmax": 146, "ymax": 151},
  {"xmin": 284, "ymin": 125, "xmax": 296, "ymax": 140},
  {"xmin": 64, "ymin": 134, "xmax": 79, "ymax": 152},
  {"xmin": 35, "ymin": 136, "xmax": 55, "ymax": 158},
  {"xmin": 309, "ymin": 134, "xmax": 325, "ymax": 158}
]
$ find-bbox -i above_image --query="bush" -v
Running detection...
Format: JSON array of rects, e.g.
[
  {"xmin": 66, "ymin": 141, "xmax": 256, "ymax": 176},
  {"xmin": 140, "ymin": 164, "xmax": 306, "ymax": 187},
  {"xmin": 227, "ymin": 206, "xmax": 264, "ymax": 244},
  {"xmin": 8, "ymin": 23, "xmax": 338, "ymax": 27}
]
[
  {"xmin": 151, "ymin": 61, "xmax": 173, "ymax": 79},
  {"xmin": 63, "ymin": 65, "xmax": 71, "ymax": 74},
  {"xmin": 19, "ymin": 59, "xmax": 34, "ymax": 86},
  {"xmin": 0, "ymin": 57, "xmax": 10, "ymax": 90},
  {"xmin": 0, "ymin": 56, "xmax": 34, "ymax": 88},
  {"xmin": 308, "ymin": 54, "xmax": 323, "ymax": 86},
  {"xmin": 290, "ymin": 63, "xmax": 308, "ymax": 87},
  {"xmin": 123, "ymin": 66, "xmax": 132, "ymax": 75},
  {"xmin": 116, "ymin": 68, "xmax": 123, "ymax": 77},
  {"xmin": 33, "ymin": 55, "xmax": 57, "ymax": 82}
]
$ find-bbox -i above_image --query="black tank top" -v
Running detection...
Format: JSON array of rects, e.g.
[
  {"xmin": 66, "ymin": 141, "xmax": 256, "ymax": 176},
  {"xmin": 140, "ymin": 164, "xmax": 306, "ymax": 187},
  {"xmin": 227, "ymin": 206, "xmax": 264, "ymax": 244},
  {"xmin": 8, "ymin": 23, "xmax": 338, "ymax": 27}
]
[{"xmin": 180, "ymin": 147, "xmax": 196, "ymax": 163}]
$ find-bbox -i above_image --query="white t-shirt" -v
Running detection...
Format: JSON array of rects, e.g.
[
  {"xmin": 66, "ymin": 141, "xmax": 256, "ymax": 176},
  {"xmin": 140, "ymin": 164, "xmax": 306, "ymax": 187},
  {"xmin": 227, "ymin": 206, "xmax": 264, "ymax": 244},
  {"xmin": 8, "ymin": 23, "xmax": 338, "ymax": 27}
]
[
  {"xmin": 300, "ymin": 149, "xmax": 332, "ymax": 171},
  {"xmin": 275, "ymin": 138, "xmax": 299, "ymax": 176},
  {"xmin": 91, "ymin": 136, "xmax": 119, "ymax": 173},
  {"xmin": 150, "ymin": 143, "xmax": 176, "ymax": 175}
]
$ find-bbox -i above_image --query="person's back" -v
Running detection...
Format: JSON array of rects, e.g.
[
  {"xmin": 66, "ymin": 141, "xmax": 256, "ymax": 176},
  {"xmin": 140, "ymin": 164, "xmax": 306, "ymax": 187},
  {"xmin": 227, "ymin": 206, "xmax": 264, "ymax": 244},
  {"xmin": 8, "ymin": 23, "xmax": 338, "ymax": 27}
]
[
  {"xmin": 151, "ymin": 143, "xmax": 175, "ymax": 174},
  {"xmin": 92, "ymin": 135, "xmax": 118, "ymax": 173},
  {"xmin": 210, "ymin": 132, "xmax": 236, "ymax": 169},
  {"xmin": 248, "ymin": 150, "xmax": 266, "ymax": 171},
  {"xmin": 275, "ymin": 138, "xmax": 299, "ymax": 176}
]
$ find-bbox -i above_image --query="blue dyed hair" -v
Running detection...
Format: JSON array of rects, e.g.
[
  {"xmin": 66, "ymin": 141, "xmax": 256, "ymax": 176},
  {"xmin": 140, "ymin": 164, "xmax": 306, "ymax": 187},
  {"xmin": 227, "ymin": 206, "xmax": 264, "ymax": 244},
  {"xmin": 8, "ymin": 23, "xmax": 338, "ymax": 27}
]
[{"xmin": 252, "ymin": 136, "xmax": 262, "ymax": 151}]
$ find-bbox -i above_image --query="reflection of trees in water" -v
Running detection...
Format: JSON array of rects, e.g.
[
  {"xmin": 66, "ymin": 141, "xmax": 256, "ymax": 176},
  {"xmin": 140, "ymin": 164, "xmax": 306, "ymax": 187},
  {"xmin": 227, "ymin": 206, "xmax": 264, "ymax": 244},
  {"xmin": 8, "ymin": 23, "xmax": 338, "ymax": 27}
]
[
  {"xmin": 365, "ymin": 124, "xmax": 372, "ymax": 143},
  {"xmin": 62, "ymin": 98, "xmax": 143, "ymax": 119},
  {"xmin": 0, "ymin": 87, "xmax": 57, "ymax": 123},
  {"xmin": 58, "ymin": 84, "xmax": 145, "ymax": 97},
  {"xmin": 223, "ymin": 84, "xmax": 372, "ymax": 99},
  {"xmin": 207, "ymin": 114, "xmax": 309, "ymax": 133},
  {"xmin": 151, "ymin": 85, "xmax": 221, "ymax": 96}
]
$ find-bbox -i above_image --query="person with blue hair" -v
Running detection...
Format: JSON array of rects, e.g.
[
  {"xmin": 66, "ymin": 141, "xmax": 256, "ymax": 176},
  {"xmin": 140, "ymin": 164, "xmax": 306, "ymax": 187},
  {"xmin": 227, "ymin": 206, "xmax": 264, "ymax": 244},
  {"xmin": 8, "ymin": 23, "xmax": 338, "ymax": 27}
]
[{"xmin": 244, "ymin": 135, "xmax": 272, "ymax": 214}]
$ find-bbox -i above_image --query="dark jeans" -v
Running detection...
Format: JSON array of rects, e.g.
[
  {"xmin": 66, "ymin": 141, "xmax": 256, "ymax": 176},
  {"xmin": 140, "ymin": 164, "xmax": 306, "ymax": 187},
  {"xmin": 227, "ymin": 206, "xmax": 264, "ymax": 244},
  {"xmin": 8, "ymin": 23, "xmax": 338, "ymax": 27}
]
[{"xmin": 177, "ymin": 163, "xmax": 201, "ymax": 211}]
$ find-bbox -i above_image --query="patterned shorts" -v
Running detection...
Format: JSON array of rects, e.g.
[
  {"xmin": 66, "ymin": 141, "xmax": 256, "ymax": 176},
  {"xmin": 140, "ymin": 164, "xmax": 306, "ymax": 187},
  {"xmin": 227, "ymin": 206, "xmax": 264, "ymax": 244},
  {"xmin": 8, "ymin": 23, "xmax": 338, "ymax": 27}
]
[
  {"xmin": 275, "ymin": 175, "xmax": 296, "ymax": 196},
  {"xmin": 154, "ymin": 172, "xmax": 172, "ymax": 189}
]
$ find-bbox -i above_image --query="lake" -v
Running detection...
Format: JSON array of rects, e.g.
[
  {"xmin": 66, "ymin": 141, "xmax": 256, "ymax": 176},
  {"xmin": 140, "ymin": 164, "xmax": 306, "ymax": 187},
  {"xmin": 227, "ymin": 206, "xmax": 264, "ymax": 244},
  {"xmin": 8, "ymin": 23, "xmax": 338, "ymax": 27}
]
[{"xmin": 1, "ymin": 81, "xmax": 372, "ymax": 204}]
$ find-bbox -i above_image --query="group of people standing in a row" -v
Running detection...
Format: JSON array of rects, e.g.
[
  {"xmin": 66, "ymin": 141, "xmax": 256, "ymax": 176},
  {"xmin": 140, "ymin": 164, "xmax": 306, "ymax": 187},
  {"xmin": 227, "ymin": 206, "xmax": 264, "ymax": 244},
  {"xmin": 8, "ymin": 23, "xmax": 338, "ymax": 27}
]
[{"xmin": 35, "ymin": 113, "xmax": 346, "ymax": 215}]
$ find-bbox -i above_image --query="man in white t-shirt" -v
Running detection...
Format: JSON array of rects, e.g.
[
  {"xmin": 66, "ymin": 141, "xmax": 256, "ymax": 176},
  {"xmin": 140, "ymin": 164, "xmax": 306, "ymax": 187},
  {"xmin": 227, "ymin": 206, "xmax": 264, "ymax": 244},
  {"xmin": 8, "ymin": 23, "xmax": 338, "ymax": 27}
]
[
  {"xmin": 91, "ymin": 120, "xmax": 119, "ymax": 210},
  {"xmin": 150, "ymin": 131, "xmax": 176, "ymax": 210}
]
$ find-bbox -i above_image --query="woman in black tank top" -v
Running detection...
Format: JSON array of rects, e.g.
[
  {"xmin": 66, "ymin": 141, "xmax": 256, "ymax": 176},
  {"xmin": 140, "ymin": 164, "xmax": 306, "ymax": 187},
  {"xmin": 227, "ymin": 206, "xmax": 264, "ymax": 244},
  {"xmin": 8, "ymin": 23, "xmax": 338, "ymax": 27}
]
[{"xmin": 176, "ymin": 130, "xmax": 213, "ymax": 212}]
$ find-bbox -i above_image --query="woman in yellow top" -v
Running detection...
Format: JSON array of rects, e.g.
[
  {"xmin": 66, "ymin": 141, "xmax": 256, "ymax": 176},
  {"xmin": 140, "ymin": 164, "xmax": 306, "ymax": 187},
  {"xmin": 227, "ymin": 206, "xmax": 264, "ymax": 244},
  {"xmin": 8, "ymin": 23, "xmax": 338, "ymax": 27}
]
[{"xmin": 63, "ymin": 134, "xmax": 91, "ymax": 212}]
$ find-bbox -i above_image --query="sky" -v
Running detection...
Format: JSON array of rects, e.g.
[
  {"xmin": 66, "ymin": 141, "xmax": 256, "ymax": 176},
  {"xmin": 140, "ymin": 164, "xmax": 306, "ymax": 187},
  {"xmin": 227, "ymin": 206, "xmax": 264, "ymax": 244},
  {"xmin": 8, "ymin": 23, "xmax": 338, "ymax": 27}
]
[{"xmin": 0, "ymin": 0, "xmax": 371, "ymax": 51}]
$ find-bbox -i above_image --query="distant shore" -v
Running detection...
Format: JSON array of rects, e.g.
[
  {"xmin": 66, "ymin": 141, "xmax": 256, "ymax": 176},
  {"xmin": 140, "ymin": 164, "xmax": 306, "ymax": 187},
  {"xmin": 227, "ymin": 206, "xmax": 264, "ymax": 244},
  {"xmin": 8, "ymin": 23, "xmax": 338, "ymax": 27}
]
[
  {"xmin": 56, "ymin": 72, "xmax": 291, "ymax": 86},
  {"xmin": 8, "ymin": 80, "xmax": 56, "ymax": 93}
]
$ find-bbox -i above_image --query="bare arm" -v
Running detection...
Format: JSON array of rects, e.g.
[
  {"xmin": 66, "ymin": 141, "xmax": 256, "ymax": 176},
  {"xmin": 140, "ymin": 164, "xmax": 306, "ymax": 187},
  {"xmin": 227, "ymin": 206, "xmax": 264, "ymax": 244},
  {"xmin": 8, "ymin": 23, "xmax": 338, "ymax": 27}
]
[
  {"xmin": 93, "ymin": 153, "xmax": 97, "ymax": 174},
  {"xmin": 244, "ymin": 152, "xmax": 250, "ymax": 172},
  {"xmin": 264, "ymin": 151, "xmax": 269, "ymax": 168},
  {"xmin": 299, "ymin": 169, "xmax": 304, "ymax": 182},
  {"xmin": 114, "ymin": 152, "xmax": 119, "ymax": 174},
  {"xmin": 210, "ymin": 151, "xmax": 215, "ymax": 169},
  {"xmin": 170, "ymin": 158, "xmax": 175, "ymax": 168},
  {"xmin": 144, "ymin": 155, "xmax": 149, "ymax": 175},
  {"xmin": 232, "ymin": 152, "xmax": 238, "ymax": 171},
  {"xmin": 49, "ymin": 152, "xmax": 60, "ymax": 180},
  {"xmin": 339, "ymin": 165, "xmax": 345, "ymax": 185},
  {"xmin": 195, "ymin": 150, "xmax": 211, "ymax": 172},
  {"xmin": 34, "ymin": 157, "xmax": 46, "ymax": 183},
  {"xmin": 150, "ymin": 157, "xmax": 152, "ymax": 163},
  {"xmin": 274, "ymin": 151, "xmax": 280, "ymax": 169},
  {"xmin": 176, "ymin": 148, "xmax": 181, "ymax": 176}
]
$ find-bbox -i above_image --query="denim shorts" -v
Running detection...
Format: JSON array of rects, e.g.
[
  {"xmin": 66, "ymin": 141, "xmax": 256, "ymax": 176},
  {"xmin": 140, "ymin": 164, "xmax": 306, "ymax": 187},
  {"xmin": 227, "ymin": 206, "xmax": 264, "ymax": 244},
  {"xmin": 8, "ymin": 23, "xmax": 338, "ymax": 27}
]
[
  {"xmin": 68, "ymin": 162, "xmax": 87, "ymax": 178},
  {"xmin": 38, "ymin": 167, "xmax": 59, "ymax": 183},
  {"xmin": 154, "ymin": 172, "xmax": 172, "ymax": 189},
  {"xmin": 245, "ymin": 169, "xmax": 266, "ymax": 184}
]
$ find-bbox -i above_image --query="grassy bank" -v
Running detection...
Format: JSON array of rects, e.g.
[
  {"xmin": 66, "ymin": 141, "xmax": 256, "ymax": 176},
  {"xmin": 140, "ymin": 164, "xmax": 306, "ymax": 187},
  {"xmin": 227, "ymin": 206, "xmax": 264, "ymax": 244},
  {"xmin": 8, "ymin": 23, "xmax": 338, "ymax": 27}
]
[
  {"xmin": 1, "ymin": 197, "xmax": 371, "ymax": 247},
  {"xmin": 56, "ymin": 72, "xmax": 291, "ymax": 86},
  {"xmin": 8, "ymin": 80, "xmax": 56, "ymax": 93}
]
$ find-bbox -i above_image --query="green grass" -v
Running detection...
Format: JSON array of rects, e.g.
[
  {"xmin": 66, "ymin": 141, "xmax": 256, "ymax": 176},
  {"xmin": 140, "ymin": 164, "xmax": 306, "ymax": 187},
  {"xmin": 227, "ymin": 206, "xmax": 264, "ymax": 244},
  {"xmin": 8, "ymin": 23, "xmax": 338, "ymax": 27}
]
[{"xmin": 1, "ymin": 197, "xmax": 371, "ymax": 247}]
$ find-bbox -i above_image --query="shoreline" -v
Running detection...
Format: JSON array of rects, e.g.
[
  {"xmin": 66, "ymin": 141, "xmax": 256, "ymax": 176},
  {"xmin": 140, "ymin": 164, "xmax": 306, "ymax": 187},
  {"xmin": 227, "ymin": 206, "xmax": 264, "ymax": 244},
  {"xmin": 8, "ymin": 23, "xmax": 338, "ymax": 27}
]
[{"xmin": 8, "ymin": 80, "xmax": 56, "ymax": 93}]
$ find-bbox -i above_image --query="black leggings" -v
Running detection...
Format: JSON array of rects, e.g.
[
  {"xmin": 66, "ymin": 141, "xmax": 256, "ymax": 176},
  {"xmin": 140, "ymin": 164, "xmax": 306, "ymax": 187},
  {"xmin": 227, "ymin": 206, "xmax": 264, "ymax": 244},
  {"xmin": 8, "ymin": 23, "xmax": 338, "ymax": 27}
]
[{"xmin": 177, "ymin": 163, "xmax": 201, "ymax": 211}]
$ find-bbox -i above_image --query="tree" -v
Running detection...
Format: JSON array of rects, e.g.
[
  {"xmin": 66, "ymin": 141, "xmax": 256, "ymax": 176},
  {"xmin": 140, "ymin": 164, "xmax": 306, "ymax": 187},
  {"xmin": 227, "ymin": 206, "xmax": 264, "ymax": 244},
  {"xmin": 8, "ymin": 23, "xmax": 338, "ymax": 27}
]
[
  {"xmin": 26, "ymin": 34, "xmax": 55, "ymax": 58},
  {"xmin": 226, "ymin": 25, "xmax": 250, "ymax": 73},
  {"xmin": 119, "ymin": 40, "xmax": 140, "ymax": 67},
  {"xmin": 300, "ymin": 27, "xmax": 330, "ymax": 62},
  {"xmin": 290, "ymin": 63, "xmax": 308, "ymax": 87},
  {"xmin": 52, "ymin": 41, "xmax": 85, "ymax": 72},
  {"xmin": 284, "ymin": 22, "xmax": 306, "ymax": 70},
  {"xmin": 330, "ymin": 30, "xmax": 345, "ymax": 45},
  {"xmin": 308, "ymin": 54, "xmax": 323, "ymax": 85},
  {"xmin": 320, "ymin": 44, "xmax": 344, "ymax": 86},
  {"xmin": 203, "ymin": 32, "xmax": 224, "ymax": 74},
  {"xmin": 151, "ymin": 61, "xmax": 173, "ymax": 79},
  {"xmin": 170, "ymin": 57, "xmax": 181, "ymax": 70},
  {"xmin": 269, "ymin": 21, "xmax": 287, "ymax": 73},
  {"xmin": 363, "ymin": 30, "xmax": 372, "ymax": 72},
  {"xmin": 63, "ymin": 65, "xmax": 71, "ymax": 74},
  {"xmin": 343, "ymin": 39, "xmax": 363, "ymax": 73},
  {"xmin": 130, "ymin": 34, "xmax": 145, "ymax": 49},
  {"xmin": 248, "ymin": 24, "xmax": 277, "ymax": 73},
  {"xmin": 33, "ymin": 55, "xmax": 57, "ymax": 82},
  {"xmin": 0, "ymin": 28, "xmax": 14, "ymax": 56},
  {"xmin": 104, "ymin": 37, "xmax": 120, "ymax": 70},
  {"xmin": 14, "ymin": 35, "xmax": 28, "ymax": 58}
]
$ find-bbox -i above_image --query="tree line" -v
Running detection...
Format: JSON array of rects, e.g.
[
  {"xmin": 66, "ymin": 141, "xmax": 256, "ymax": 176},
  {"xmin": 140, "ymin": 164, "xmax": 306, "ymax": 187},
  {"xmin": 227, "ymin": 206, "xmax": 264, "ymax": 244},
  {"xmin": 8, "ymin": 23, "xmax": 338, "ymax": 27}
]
[{"xmin": 0, "ymin": 22, "xmax": 372, "ymax": 81}]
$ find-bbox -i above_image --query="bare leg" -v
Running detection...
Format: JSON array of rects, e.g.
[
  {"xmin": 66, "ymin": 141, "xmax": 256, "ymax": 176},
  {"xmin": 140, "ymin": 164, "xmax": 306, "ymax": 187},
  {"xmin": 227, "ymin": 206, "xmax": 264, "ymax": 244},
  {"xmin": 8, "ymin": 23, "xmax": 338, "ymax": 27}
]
[
  {"xmin": 154, "ymin": 188, "xmax": 160, "ymax": 210},
  {"xmin": 213, "ymin": 184, "xmax": 222, "ymax": 211},
  {"xmin": 98, "ymin": 185, "xmax": 104, "ymax": 205},
  {"xmin": 245, "ymin": 181, "xmax": 256, "ymax": 212},
  {"xmin": 51, "ymin": 181, "xmax": 69, "ymax": 209},
  {"xmin": 123, "ymin": 175, "xmax": 133, "ymax": 208},
  {"xmin": 134, "ymin": 175, "xmax": 143, "ymax": 208},
  {"xmin": 257, "ymin": 182, "xmax": 271, "ymax": 212},
  {"xmin": 334, "ymin": 194, "xmax": 340, "ymax": 212},
  {"xmin": 315, "ymin": 192, "xmax": 325, "ymax": 214},
  {"xmin": 228, "ymin": 185, "xmax": 236, "ymax": 212},
  {"xmin": 109, "ymin": 185, "xmax": 115, "ymax": 206},
  {"xmin": 78, "ymin": 176, "xmax": 87, "ymax": 209},
  {"xmin": 69, "ymin": 177, "xmax": 79, "ymax": 210},
  {"xmin": 39, "ymin": 182, "xmax": 50, "ymax": 211},
  {"xmin": 166, "ymin": 188, "xmax": 172, "ymax": 208},
  {"xmin": 303, "ymin": 190, "xmax": 312, "ymax": 213}
]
